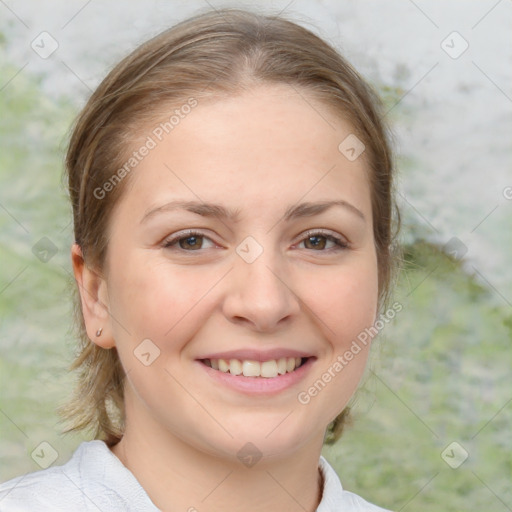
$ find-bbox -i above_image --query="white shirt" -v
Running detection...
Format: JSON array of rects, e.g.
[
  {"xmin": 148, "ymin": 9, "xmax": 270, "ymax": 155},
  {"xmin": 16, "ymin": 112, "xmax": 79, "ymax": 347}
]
[{"xmin": 0, "ymin": 441, "xmax": 391, "ymax": 511}]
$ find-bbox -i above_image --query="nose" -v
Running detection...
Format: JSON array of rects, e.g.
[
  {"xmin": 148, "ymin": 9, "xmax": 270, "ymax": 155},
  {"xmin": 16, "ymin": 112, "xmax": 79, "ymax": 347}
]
[{"xmin": 222, "ymin": 246, "xmax": 301, "ymax": 333}]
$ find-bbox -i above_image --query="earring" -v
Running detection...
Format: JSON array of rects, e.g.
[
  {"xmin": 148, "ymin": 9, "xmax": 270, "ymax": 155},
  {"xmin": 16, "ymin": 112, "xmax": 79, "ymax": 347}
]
[{"xmin": 95, "ymin": 328, "xmax": 103, "ymax": 337}]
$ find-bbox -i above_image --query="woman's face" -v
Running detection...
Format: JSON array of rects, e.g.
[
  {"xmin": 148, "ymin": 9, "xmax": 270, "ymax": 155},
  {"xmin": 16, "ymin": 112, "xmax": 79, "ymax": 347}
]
[{"xmin": 99, "ymin": 84, "xmax": 379, "ymax": 461}]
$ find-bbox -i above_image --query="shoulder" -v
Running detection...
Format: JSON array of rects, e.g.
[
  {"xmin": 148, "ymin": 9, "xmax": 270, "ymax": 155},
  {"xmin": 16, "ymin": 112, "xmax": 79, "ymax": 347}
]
[
  {"xmin": 0, "ymin": 441, "xmax": 102, "ymax": 511},
  {"xmin": 0, "ymin": 440, "xmax": 158, "ymax": 512},
  {"xmin": 317, "ymin": 456, "xmax": 393, "ymax": 512}
]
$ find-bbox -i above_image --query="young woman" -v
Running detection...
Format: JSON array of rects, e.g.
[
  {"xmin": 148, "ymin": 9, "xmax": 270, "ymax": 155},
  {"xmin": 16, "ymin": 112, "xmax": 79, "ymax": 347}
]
[{"xmin": 0, "ymin": 8, "xmax": 399, "ymax": 511}]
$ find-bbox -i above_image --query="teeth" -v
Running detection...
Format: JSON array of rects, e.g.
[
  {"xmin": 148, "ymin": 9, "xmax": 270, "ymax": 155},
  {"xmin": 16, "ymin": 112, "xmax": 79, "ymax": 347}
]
[
  {"xmin": 261, "ymin": 360, "xmax": 278, "ymax": 378},
  {"xmin": 242, "ymin": 360, "xmax": 260, "ymax": 377},
  {"xmin": 229, "ymin": 359, "xmax": 242, "ymax": 376},
  {"xmin": 277, "ymin": 357, "xmax": 287, "ymax": 375},
  {"xmin": 207, "ymin": 357, "xmax": 304, "ymax": 378}
]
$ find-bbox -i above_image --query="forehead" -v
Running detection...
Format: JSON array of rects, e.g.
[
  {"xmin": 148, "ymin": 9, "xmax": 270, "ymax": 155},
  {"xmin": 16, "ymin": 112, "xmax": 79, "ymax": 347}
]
[{"xmin": 121, "ymin": 84, "xmax": 371, "ymax": 218}]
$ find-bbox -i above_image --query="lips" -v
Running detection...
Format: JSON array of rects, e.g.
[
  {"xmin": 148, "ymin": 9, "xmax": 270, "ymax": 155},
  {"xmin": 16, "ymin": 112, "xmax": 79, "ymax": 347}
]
[{"xmin": 196, "ymin": 354, "xmax": 315, "ymax": 394}]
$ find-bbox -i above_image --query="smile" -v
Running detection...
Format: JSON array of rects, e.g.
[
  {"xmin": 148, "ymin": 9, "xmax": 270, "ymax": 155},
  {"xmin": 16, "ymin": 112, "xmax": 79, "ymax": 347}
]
[{"xmin": 201, "ymin": 357, "xmax": 307, "ymax": 378}]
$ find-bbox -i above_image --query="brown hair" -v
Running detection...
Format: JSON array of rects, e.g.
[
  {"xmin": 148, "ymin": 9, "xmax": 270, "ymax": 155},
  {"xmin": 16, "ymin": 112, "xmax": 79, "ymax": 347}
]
[{"xmin": 61, "ymin": 7, "xmax": 400, "ymax": 445}]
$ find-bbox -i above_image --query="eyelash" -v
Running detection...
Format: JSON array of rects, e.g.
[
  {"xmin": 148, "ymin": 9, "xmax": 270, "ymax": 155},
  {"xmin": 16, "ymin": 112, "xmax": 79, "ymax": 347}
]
[
  {"xmin": 299, "ymin": 229, "xmax": 349, "ymax": 251},
  {"xmin": 162, "ymin": 229, "xmax": 349, "ymax": 253}
]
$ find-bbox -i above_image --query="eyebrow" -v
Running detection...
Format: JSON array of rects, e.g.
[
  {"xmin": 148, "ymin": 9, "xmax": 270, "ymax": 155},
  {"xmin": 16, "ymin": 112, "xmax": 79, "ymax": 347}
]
[
  {"xmin": 140, "ymin": 199, "xmax": 365, "ymax": 224},
  {"xmin": 283, "ymin": 200, "xmax": 365, "ymax": 222}
]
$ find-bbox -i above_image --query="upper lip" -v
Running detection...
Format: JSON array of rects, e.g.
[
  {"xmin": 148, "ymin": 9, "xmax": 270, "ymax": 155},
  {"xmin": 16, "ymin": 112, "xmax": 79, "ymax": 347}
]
[{"xmin": 197, "ymin": 348, "xmax": 315, "ymax": 362}]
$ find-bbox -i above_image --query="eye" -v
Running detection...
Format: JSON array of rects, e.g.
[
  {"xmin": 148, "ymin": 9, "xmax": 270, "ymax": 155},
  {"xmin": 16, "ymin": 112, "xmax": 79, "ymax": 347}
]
[
  {"xmin": 296, "ymin": 230, "xmax": 349, "ymax": 251},
  {"xmin": 162, "ymin": 230, "xmax": 216, "ymax": 251},
  {"xmin": 162, "ymin": 229, "xmax": 349, "ymax": 253}
]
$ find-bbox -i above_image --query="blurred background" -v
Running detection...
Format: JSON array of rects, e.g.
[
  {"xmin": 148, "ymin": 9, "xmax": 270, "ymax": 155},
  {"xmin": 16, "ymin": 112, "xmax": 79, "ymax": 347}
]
[{"xmin": 0, "ymin": 1, "xmax": 511, "ymax": 510}]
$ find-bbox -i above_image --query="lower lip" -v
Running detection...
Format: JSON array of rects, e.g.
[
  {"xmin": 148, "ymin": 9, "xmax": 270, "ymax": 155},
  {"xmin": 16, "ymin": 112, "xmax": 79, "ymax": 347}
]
[{"xmin": 195, "ymin": 358, "xmax": 315, "ymax": 395}]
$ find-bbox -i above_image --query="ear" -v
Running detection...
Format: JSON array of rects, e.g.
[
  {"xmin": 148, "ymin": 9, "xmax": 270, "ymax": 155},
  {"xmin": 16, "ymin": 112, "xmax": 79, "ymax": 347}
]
[{"xmin": 71, "ymin": 243, "xmax": 115, "ymax": 349}]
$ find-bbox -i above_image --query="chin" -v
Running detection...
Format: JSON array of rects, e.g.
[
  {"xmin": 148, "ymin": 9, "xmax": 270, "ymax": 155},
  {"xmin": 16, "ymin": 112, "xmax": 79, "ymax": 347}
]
[{"xmin": 196, "ymin": 411, "xmax": 324, "ymax": 465}]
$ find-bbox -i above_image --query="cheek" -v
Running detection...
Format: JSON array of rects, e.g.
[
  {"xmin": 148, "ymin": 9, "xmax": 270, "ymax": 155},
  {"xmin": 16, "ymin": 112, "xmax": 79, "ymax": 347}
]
[
  {"xmin": 105, "ymin": 258, "xmax": 216, "ymax": 400},
  {"xmin": 107, "ymin": 254, "xmax": 221, "ymax": 344},
  {"xmin": 305, "ymin": 255, "xmax": 378, "ymax": 417},
  {"xmin": 293, "ymin": 261, "xmax": 378, "ymax": 426},
  {"xmin": 300, "ymin": 255, "xmax": 379, "ymax": 348}
]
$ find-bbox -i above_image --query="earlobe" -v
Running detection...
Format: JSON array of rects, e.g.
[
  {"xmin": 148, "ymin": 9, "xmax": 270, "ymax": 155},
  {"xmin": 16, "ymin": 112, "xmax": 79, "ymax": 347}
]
[{"xmin": 71, "ymin": 243, "xmax": 116, "ymax": 349}]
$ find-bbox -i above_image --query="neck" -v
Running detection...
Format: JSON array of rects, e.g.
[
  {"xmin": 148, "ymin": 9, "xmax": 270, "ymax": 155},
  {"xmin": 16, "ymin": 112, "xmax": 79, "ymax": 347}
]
[{"xmin": 111, "ymin": 411, "xmax": 325, "ymax": 512}]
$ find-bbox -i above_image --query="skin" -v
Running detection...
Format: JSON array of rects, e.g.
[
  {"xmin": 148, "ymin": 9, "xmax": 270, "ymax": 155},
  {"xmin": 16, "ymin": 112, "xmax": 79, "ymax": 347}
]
[{"xmin": 72, "ymin": 84, "xmax": 379, "ymax": 512}]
